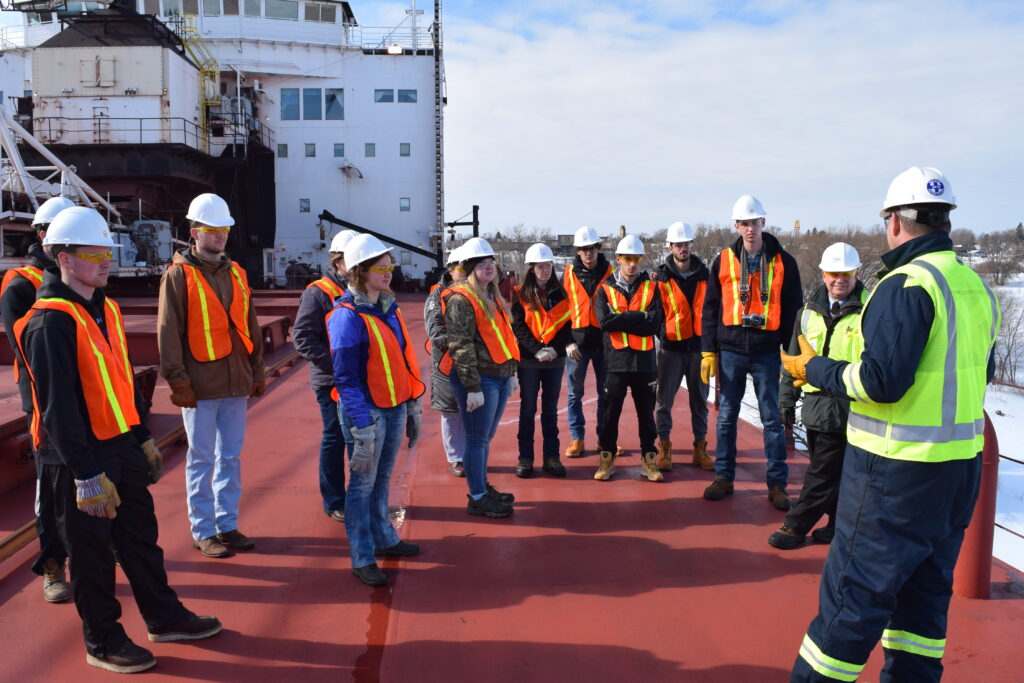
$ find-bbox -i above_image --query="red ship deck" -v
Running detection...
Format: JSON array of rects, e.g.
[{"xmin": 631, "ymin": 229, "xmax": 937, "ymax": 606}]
[{"xmin": 0, "ymin": 293, "xmax": 1021, "ymax": 682}]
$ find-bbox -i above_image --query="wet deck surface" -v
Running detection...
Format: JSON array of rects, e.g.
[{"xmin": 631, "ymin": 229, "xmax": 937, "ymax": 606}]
[{"xmin": 0, "ymin": 293, "xmax": 1022, "ymax": 681}]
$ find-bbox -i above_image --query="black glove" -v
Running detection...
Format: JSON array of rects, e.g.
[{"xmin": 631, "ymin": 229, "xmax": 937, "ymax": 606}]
[{"xmin": 780, "ymin": 405, "xmax": 796, "ymax": 428}]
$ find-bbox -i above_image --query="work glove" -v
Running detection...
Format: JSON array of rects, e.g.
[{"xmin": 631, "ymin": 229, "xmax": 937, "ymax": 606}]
[
  {"xmin": 75, "ymin": 473, "xmax": 121, "ymax": 519},
  {"xmin": 250, "ymin": 380, "xmax": 267, "ymax": 398},
  {"xmin": 406, "ymin": 399, "xmax": 422, "ymax": 448},
  {"xmin": 349, "ymin": 424, "xmax": 377, "ymax": 473},
  {"xmin": 465, "ymin": 391, "xmax": 485, "ymax": 412},
  {"xmin": 781, "ymin": 335, "xmax": 817, "ymax": 388},
  {"xmin": 535, "ymin": 346, "xmax": 557, "ymax": 363},
  {"xmin": 508, "ymin": 376, "xmax": 519, "ymax": 394},
  {"xmin": 168, "ymin": 380, "xmax": 197, "ymax": 408},
  {"xmin": 700, "ymin": 352, "xmax": 718, "ymax": 385},
  {"xmin": 140, "ymin": 438, "xmax": 163, "ymax": 484},
  {"xmin": 566, "ymin": 343, "xmax": 582, "ymax": 362},
  {"xmin": 780, "ymin": 405, "xmax": 796, "ymax": 428}
]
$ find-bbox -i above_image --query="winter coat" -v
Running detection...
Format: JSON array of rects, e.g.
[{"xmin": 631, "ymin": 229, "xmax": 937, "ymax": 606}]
[
  {"xmin": 511, "ymin": 280, "xmax": 572, "ymax": 370},
  {"xmin": 655, "ymin": 254, "xmax": 709, "ymax": 354},
  {"xmin": 593, "ymin": 271, "xmax": 663, "ymax": 374},
  {"xmin": 561, "ymin": 252, "xmax": 614, "ymax": 350},
  {"xmin": 1, "ymin": 242, "xmax": 55, "ymax": 411},
  {"xmin": 292, "ymin": 266, "xmax": 347, "ymax": 388}
]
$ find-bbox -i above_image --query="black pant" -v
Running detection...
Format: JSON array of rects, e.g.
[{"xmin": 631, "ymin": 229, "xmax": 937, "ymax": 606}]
[
  {"xmin": 599, "ymin": 371, "xmax": 657, "ymax": 454},
  {"xmin": 517, "ymin": 364, "xmax": 564, "ymax": 463},
  {"xmin": 30, "ymin": 411, "xmax": 68, "ymax": 576},
  {"xmin": 44, "ymin": 441, "xmax": 188, "ymax": 656},
  {"xmin": 784, "ymin": 429, "xmax": 846, "ymax": 535}
]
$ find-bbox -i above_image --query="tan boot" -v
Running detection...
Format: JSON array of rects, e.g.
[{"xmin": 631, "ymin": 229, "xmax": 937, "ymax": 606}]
[
  {"xmin": 640, "ymin": 452, "xmax": 664, "ymax": 482},
  {"xmin": 656, "ymin": 440, "xmax": 672, "ymax": 471},
  {"xmin": 593, "ymin": 451, "xmax": 616, "ymax": 480},
  {"xmin": 41, "ymin": 559, "xmax": 70, "ymax": 603},
  {"xmin": 565, "ymin": 439, "xmax": 585, "ymax": 458},
  {"xmin": 692, "ymin": 439, "xmax": 714, "ymax": 470}
]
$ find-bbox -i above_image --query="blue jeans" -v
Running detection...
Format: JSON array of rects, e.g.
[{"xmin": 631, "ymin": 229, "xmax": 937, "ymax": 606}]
[
  {"xmin": 517, "ymin": 363, "xmax": 564, "ymax": 463},
  {"xmin": 182, "ymin": 397, "xmax": 248, "ymax": 541},
  {"xmin": 714, "ymin": 349, "xmax": 788, "ymax": 488},
  {"xmin": 314, "ymin": 385, "xmax": 348, "ymax": 514},
  {"xmin": 451, "ymin": 372, "xmax": 510, "ymax": 498},
  {"xmin": 566, "ymin": 344, "xmax": 606, "ymax": 441},
  {"xmin": 340, "ymin": 403, "xmax": 405, "ymax": 568}
]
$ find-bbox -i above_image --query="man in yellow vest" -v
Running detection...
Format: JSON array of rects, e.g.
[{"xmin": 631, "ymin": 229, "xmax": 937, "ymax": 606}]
[
  {"xmin": 784, "ymin": 168, "xmax": 1000, "ymax": 682},
  {"xmin": 771, "ymin": 242, "xmax": 866, "ymax": 550},
  {"xmin": 0, "ymin": 196, "xmax": 73, "ymax": 603},
  {"xmin": 20, "ymin": 207, "xmax": 221, "ymax": 673},
  {"xmin": 158, "ymin": 193, "xmax": 265, "ymax": 559}
]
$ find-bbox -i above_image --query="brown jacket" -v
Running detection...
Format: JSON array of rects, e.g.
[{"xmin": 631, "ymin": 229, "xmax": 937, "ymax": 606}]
[
  {"xmin": 443, "ymin": 288, "xmax": 517, "ymax": 393},
  {"xmin": 158, "ymin": 248, "xmax": 265, "ymax": 399}
]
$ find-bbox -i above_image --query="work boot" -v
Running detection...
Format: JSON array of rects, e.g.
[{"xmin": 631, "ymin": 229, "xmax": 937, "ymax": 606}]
[
  {"xmin": 615, "ymin": 444, "xmax": 628, "ymax": 457},
  {"xmin": 41, "ymin": 559, "xmax": 70, "ymax": 603},
  {"xmin": 217, "ymin": 529, "xmax": 255, "ymax": 551},
  {"xmin": 768, "ymin": 486, "xmax": 792, "ymax": 511},
  {"xmin": 691, "ymin": 439, "xmax": 714, "ymax": 470},
  {"xmin": 515, "ymin": 461, "xmax": 534, "ymax": 478},
  {"xmin": 486, "ymin": 482, "xmax": 515, "ymax": 504},
  {"xmin": 565, "ymin": 439, "xmax": 585, "ymax": 458},
  {"xmin": 655, "ymin": 440, "xmax": 673, "ymax": 471},
  {"xmin": 703, "ymin": 477, "xmax": 734, "ymax": 500},
  {"xmin": 86, "ymin": 640, "xmax": 156, "ymax": 674},
  {"xmin": 593, "ymin": 451, "xmax": 616, "ymax": 480},
  {"xmin": 193, "ymin": 536, "xmax": 232, "ymax": 558},
  {"xmin": 148, "ymin": 613, "xmax": 223, "ymax": 642},
  {"xmin": 639, "ymin": 452, "xmax": 664, "ymax": 482},
  {"xmin": 542, "ymin": 458, "xmax": 567, "ymax": 477},
  {"xmin": 768, "ymin": 525, "xmax": 806, "ymax": 550},
  {"xmin": 467, "ymin": 491, "xmax": 513, "ymax": 518},
  {"xmin": 811, "ymin": 526, "xmax": 835, "ymax": 544}
]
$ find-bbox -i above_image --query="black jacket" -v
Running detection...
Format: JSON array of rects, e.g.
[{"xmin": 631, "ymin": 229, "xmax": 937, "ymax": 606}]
[
  {"xmin": 292, "ymin": 266, "xmax": 347, "ymax": 388},
  {"xmin": 21, "ymin": 270, "xmax": 151, "ymax": 479},
  {"xmin": 701, "ymin": 232, "xmax": 803, "ymax": 356},
  {"xmin": 1, "ymin": 242, "xmax": 56, "ymax": 411},
  {"xmin": 511, "ymin": 280, "xmax": 572, "ymax": 369},
  {"xmin": 594, "ymin": 272, "xmax": 663, "ymax": 374},
  {"xmin": 655, "ymin": 254, "xmax": 709, "ymax": 354},
  {"xmin": 561, "ymin": 252, "xmax": 613, "ymax": 350}
]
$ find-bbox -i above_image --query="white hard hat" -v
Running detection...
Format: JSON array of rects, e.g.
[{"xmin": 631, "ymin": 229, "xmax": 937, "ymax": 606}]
[
  {"xmin": 524, "ymin": 243, "xmax": 555, "ymax": 264},
  {"xmin": 573, "ymin": 226, "xmax": 602, "ymax": 247},
  {"xmin": 43, "ymin": 207, "xmax": 120, "ymax": 248},
  {"xmin": 880, "ymin": 166, "xmax": 956, "ymax": 217},
  {"xmin": 329, "ymin": 229, "xmax": 358, "ymax": 254},
  {"xmin": 33, "ymin": 196, "xmax": 76, "ymax": 228},
  {"xmin": 186, "ymin": 193, "xmax": 235, "ymax": 227},
  {"xmin": 731, "ymin": 195, "xmax": 767, "ymax": 221},
  {"xmin": 819, "ymin": 242, "xmax": 861, "ymax": 271},
  {"xmin": 665, "ymin": 221, "xmax": 696, "ymax": 243},
  {"xmin": 445, "ymin": 245, "xmax": 464, "ymax": 266},
  {"xmin": 615, "ymin": 234, "xmax": 645, "ymax": 256},
  {"xmin": 460, "ymin": 236, "xmax": 495, "ymax": 259},
  {"xmin": 344, "ymin": 233, "xmax": 392, "ymax": 270}
]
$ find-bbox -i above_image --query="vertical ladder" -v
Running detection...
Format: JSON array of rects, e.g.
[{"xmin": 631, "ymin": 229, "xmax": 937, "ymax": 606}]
[
  {"xmin": 433, "ymin": 0, "xmax": 445, "ymax": 262},
  {"xmin": 169, "ymin": 14, "xmax": 219, "ymax": 154}
]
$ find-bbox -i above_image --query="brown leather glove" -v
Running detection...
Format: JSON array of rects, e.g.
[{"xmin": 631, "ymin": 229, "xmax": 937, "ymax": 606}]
[
  {"xmin": 140, "ymin": 438, "xmax": 163, "ymax": 484},
  {"xmin": 250, "ymin": 380, "xmax": 266, "ymax": 398},
  {"xmin": 168, "ymin": 380, "xmax": 197, "ymax": 408}
]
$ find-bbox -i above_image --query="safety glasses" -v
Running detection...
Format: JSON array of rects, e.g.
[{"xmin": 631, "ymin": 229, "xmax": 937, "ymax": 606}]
[
  {"xmin": 577, "ymin": 245, "xmax": 599, "ymax": 253},
  {"xmin": 367, "ymin": 264, "xmax": 396, "ymax": 274},
  {"xmin": 823, "ymin": 271, "xmax": 856, "ymax": 279},
  {"xmin": 69, "ymin": 250, "xmax": 114, "ymax": 264},
  {"xmin": 618, "ymin": 255, "xmax": 643, "ymax": 264},
  {"xmin": 196, "ymin": 226, "xmax": 231, "ymax": 235}
]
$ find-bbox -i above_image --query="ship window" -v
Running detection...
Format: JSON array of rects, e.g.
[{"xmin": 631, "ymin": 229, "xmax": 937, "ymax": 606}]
[
  {"xmin": 280, "ymin": 88, "xmax": 299, "ymax": 120},
  {"xmin": 333, "ymin": 143, "xmax": 344, "ymax": 157},
  {"xmin": 223, "ymin": 0, "xmax": 239, "ymax": 15},
  {"xmin": 374, "ymin": 89, "xmax": 394, "ymax": 103},
  {"xmin": 399, "ymin": 198, "xmax": 411, "ymax": 212},
  {"xmin": 182, "ymin": 0, "xmax": 198, "ymax": 13},
  {"xmin": 364, "ymin": 143, "xmax": 375, "ymax": 158},
  {"xmin": 265, "ymin": 0, "xmax": 298, "ymax": 19},
  {"xmin": 244, "ymin": 0, "xmax": 260, "ymax": 15},
  {"xmin": 320, "ymin": 4, "xmax": 335, "ymax": 21},
  {"xmin": 163, "ymin": 0, "xmax": 181, "ymax": 14},
  {"xmin": 325, "ymin": 88, "xmax": 343, "ymax": 120},
  {"xmin": 400, "ymin": 143, "xmax": 410, "ymax": 157},
  {"xmin": 299, "ymin": 199, "xmax": 310, "ymax": 213},
  {"xmin": 202, "ymin": 0, "xmax": 220, "ymax": 16},
  {"xmin": 302, "ymin": 88, "xmax": 322, "ymax": 120},
  {"xmin": 398, "ymin": 89, "xmax": 417, "ymax": 103},
  {"xmin": 303, "ymin": 2, "xmax": 334, "ymax": 22},
  {"xmin": 277, "ymin": 144, "xmax": 288, "ymax": 157},
  {"xmin": 28, "ymin": 11, "xmax": 54, "ymax": 23},
  {"xmin": 305, "ymin": 143, "xmax": 315, "ymax": 157}
]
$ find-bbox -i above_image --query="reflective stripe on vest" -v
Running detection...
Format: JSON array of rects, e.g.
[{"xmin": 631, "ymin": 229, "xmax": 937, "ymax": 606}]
[
  {"xmin": 2, "ymin": 266, "xmax": 45, "ymax": 383},
  {"xmin": 601, "ymin": 280, "xmax": 656, "ymax": 350},
  {"xmin": 523, "ymin": 297, "xmax": 570, "ymax": 345},
  {"xmin": 345, "ymin": 304, "xmax": 425, "ymax": 408},
  {"xmin": 718, "ymin": 250, "xmax": 784, "ymax": 330},
  {"xmin": 307, "ymin": 277, "xmax": 343, "ymax": 300},
  {"xmin": 798, "ymin": 290, "xmax": 867, "ymax": 394},
  {"xmin": 798, "ymin": 634, "xmax": 865, "ymax": 682},
  {"xmin": 450, "ymin": 284, "xmax": 521, "ymax": 363},
  {"xmin": 15, "ymin": 297, "xmax": 140, "ymax": 447},
  {"xmin": 881, "ymin": 629, "xmax": 946, "ymax": 659},
  {"xmin": 424, "ymin": 287, "xmax": 454, "ymax": 376},
  {"xmin": 659, "ymin": 278, "xmax": 705, "ymax": 341},
  {"xmin": 179, "ymin": 262, "xmax": 254, "ymax": 362},
  {"xmin": 564, "ymin": 264, "xmax": 613, "ymax": 329},
  {"xmin": 842, "ymin": 252, "xmax": 1000, "ymax": 462}
]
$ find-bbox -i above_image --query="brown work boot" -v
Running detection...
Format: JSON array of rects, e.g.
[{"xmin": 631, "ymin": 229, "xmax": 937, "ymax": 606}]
[
  {"xmin": 768, "ymin": 486, "xmax": 791, "ymax": 511},
  {"xmin": 655, "ymin": 440, "xmax": 672, "ymax": 471},
  {"xmin": 593, "ymin": 451, "xmax": 616, "ymax": 480},
  {"xmin": 639, "ymin": 452, "xmax": 664, "ymax": 482},
  {"xmin": 565, "ymin": 439, "xmax": 585, "ymax": 458},
  {"xmin": 41, "ymin": 559, "xmax": 70, "ymax": 603},
  {"xmin": 193, "ymin": 536, "xmax": 232, "ymax": 558},
  {"xmin": 615, "ymin": 444, "xmax": 628, "ymax": 457},
  {"xmin": 703, "ymin": 477, "xmax": 734, "ymax": 500},
  {"xmin": 691, "ymin": 439, "xmax": 714, "ymax": 470}
]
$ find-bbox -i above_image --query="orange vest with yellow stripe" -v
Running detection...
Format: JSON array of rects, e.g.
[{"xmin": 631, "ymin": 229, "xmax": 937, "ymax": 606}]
[
  {"xmin": 15, "ymin": 297, "xmax": 140, "ymax": 447},
  {"xmin": 2, "ymin": 266, "xmax": 45, "ymax": 383},
  {"xmin": 307, "ymin": 276, "xmax": 344, "ymax": 300},
  {"xmin": 449, "ymin": 284, "xmax": 521, "ymax": 364},
  {"xmin": 177, "ymin": 262, "xmax": 255, "ymax": 362},
  {"xmin": 718, "ymin": 249, "xmax": 784, "ymax": 331},
  {"xmin": 340, "ymin": 302, "xmax": 425, "ymax": 408},
  {"xmin": 522, "ymin": 296, "xmax": 570, "ymax": 345},
  {"xmin": 425, "ymin": 287, "xmax": 454, "ymax": 376},
  {"xmin": 564, "ymin": 264, "xmax": 613, "ymax": 329},
  {"xmin": 600, "ymin": 280, "xmax": 657, "ymax": 350},
  {"xmin": 659, "ymin": 278, "xmax": 706, "ymax": 341}
]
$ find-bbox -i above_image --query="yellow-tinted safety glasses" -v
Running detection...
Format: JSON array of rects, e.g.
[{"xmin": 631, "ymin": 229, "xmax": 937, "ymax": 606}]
[
  {"xmin": 368, "ymin": 264, "xmax": 396, "ymax": 274},
  {"xmin": 69, "ymin": 250, "xmax": 114, "ymax": 264},
  {"xmin": 618, "ymin": 255, "xmax": 643, "ymax": 264},
  {"xmin": 823, "ymin": 271, "xmax": 856, "ymax": 278},
  {"xmin": 196, "ymin": 226, "xmax": 231, "ymax": 235}
]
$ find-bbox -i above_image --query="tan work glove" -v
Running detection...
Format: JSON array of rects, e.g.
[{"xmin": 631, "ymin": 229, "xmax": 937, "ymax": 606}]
[
  {"xmin": 700, "ymin": 352, "xmax": 718, "ymax": 385},
  {"xmin": 250, "ymin": 380, "xmax": 267, "ymax": 398},
  {"xmin": 781, "ymin": 335, "xmax": 817, "ymax": 388},
  {"xmin": 140, "ymin": 438, "xmax": 163, "ymax": 483},
  {"xmin": 75, "ymin": 473, "xmax": 121, "ymax": 519},
  {"xmin": 169, "ymin": 380, "xmax": 197, "ymax": 408}
]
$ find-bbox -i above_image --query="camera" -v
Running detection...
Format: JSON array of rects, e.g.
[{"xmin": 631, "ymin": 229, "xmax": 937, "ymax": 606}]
[{"xmin": 742, "ymin": 313, "xmax": 766, "ymax": 328}]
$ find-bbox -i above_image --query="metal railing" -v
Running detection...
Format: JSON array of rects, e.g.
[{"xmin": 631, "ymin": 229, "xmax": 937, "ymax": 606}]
[
  {"xmin": 346, "ymin": 24, "xmax": 435, "ymax": 51},
  {"xmin": 32, "ymin": 114, "xmax": 274, "ymax": 153}
]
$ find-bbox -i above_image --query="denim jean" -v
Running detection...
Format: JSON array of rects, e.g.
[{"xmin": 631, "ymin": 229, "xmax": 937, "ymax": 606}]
[
  {"xmin": 566, "ymin": 344, "xmax": 606, "ymax": 441},
  {"xmin": 314, "ymin": 385, "xmax": 348, "ymax": 514},
  {"xmin": 182, "ymin": 397, "xmax": 248, "ymax": 541},
  {"xmin": 451, "ymin": 371, "xmax": 510, "ymax": 498},
  {"xmin": 517, "ymin": 363, "xmax": 564, "ymax": 463},
  {"xmin": 714, "ymin": 350, "xmax": 788, "ymax": 488},
  {"xmin": 440, "ymin": 411, "xmax": 465, "ymax": 463},
  {"xmin": 340, "ymin": 403, "xmax": 405, "ymax": 568}
]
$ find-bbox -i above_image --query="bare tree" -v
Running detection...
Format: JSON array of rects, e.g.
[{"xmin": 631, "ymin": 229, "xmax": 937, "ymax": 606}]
[{"xmin": 992, "ymin": 288, "xmax": 1024, "ymax": 384}]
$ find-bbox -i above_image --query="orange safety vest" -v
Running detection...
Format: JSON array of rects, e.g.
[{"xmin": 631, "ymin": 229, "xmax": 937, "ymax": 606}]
[
  {"xmin": 2, "ymin": 266, "xmax": 45, "ymax": 383},
  {"xmin": 307, "ymin": 276, "xmax": 344, "ymax": 300},
  {"xmin": 177, "ymin": 262, "xmax": 255, "ymax": 362},
  {"xmin": 425, "ymin": 287, "xmax": 454, "ymax": 376},
  {"xmin": 15, "ymin": 297, "xmax": 140, "ymax": 448},
  {"xmin": 449, "ymin": 283, "xmax": 521, "ymax": 363},
  {"xmin": 718, "ymin": 250, "xmax": 784, "ymax": 331},
  {"xmin": 521, "ymin": 296, "xmax": 571, "ymax": 345},
  {"xmin": 564, "ymin": 263, "xmax": 613, "ymax": 330},
  {"xmin": 601, "ymin": 280, "xmax": 657, "ymax": 350},
  {"xmin": 659, "ymin": 278, "xmax": 706, "ymax": 341},
  {"xmin": 338, "ymin": 302, "xmax": 425, "ymax": 408}
]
